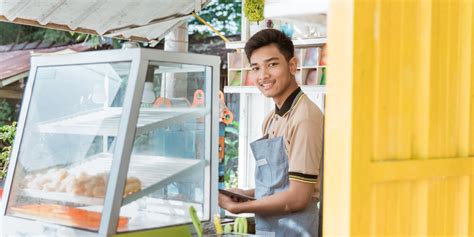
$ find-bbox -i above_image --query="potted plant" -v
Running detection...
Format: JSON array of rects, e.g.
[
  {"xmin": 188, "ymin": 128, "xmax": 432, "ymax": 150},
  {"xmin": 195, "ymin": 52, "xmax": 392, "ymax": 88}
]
[
  {"xmin": 244, "ymin": 0, "xmax": 265, "ymax": 23},
  {"xmin": 244, "ymin": 0, "xmax": 268, "ymax": 35}
]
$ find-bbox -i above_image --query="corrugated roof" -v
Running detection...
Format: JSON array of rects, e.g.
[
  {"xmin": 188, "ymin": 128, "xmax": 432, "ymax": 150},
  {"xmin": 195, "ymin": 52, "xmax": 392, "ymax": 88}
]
[{"xmin": 0, "ymin": 0, "xmax": 209, "ymax": 42}]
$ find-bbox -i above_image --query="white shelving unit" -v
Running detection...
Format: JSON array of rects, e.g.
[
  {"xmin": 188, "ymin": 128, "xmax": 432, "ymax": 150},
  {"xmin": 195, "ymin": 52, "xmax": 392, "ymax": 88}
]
[
  {"xmin": 263, "ymin": 0, "xmax": 328, "ymax": 26},
  {"xmin": 224, "ymin": 85, "xmax": 325, "ymax": 94},
  {"xmin": 225, "ymin": 37, "xmax": 327, "ymax": 49}
]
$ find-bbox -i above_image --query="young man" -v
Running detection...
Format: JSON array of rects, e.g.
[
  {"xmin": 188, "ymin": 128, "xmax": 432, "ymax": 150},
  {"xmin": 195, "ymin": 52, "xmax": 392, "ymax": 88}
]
[{"xmin": 218, "ymin": 29, "xmax": 324, "ymax": 237}]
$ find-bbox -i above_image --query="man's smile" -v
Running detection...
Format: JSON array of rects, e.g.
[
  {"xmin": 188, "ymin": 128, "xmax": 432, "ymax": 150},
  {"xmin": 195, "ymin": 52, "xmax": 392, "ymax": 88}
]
[{"xmin": 259, "ymin": 80, "xmax": 275, "ymax": 90}]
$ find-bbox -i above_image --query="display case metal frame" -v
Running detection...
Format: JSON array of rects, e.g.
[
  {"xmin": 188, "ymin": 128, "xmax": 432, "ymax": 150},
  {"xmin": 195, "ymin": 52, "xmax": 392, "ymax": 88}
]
[{"xmin": 0, "ymin": 48, "xmax": 220, "ymax": 236}]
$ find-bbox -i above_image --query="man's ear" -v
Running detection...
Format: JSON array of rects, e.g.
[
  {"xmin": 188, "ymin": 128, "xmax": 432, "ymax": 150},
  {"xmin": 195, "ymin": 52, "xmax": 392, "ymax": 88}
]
[{"xmin": 289, "ymin": 57, "xmax": 298, "ymax": 75}]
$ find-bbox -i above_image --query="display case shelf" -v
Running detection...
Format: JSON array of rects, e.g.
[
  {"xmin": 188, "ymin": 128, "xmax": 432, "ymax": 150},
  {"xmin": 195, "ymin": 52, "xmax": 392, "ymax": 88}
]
[
  {"xmin": 19, "ymin": 153, "xmax": 205, "ymax": 206},
  {"xmin": 38, "ymin": 107, "xmax": 208, "ymax": 136},
  {"xmin": 20, "ymin": 189, "xmax": 103, "ymax": 206}
]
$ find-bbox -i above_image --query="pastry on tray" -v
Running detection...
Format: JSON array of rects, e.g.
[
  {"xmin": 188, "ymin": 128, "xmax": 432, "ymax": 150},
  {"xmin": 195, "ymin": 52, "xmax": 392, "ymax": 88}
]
[{"xmin": 24, "ymin": 169, "xmax": 141, "ymax": 198}]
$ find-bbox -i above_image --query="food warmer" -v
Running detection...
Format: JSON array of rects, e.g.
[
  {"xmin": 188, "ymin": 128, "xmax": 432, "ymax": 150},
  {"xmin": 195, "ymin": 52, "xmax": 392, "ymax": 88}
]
[{"xmin": 0, "ymin": 48, "xmax": 220, "ymax": 236}]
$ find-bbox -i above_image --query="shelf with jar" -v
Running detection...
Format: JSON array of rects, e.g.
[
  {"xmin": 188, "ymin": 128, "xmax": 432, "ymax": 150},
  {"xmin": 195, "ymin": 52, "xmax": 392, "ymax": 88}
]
[{"xmin": 225, "ymin": 38, "xmax": 326, "ymax": 91}]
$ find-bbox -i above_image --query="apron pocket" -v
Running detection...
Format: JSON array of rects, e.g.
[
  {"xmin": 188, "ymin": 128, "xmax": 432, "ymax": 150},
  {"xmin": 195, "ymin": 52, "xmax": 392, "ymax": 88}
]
[
  {"xmin": 255, "ymin": 158, "xmax": 272, "ymax": 188},
  {"xmin": 255, "ymin": 158, "xmax": 288, "ymax": 189}
]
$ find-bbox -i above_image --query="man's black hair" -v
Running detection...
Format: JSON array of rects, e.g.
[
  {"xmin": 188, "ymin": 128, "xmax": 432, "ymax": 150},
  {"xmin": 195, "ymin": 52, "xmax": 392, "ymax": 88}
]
[{"xmin": 244, "ymin": 29, "xmax": 294, "ymax": 62}]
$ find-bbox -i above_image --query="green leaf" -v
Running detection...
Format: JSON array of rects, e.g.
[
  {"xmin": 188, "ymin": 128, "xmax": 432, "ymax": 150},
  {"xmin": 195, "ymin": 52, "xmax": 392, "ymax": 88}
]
[
  {"xmin": 0, "ymin": 122, "xmax": 16, "ymax": 179},
  {"xmin": 224, "ymin": 126, "xmax": 239, "ymax": 135}
]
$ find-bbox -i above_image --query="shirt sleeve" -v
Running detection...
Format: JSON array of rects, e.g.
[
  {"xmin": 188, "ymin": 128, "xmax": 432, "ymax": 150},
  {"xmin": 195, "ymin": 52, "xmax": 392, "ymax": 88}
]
[{"xmin": 287, "ymin": 117, "xmax": 323, "ymax": 184}]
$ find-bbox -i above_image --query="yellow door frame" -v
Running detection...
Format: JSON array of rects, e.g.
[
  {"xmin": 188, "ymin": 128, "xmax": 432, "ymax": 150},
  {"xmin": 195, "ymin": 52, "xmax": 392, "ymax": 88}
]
[{"xmin": 324, "ymin": 1, "xmax": 474, "ymax": 236}]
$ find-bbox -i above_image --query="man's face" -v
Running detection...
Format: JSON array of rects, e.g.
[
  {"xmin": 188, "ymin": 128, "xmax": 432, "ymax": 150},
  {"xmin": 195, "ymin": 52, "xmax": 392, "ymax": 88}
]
[{"xmin": 249, "ymin": 44, "xmax": 297, "ymax": 102}]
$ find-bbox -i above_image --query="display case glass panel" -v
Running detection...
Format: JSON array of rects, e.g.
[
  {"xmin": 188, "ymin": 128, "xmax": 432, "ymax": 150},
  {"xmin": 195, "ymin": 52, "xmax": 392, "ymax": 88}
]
[
  {"xmin": 117, "ymin": 61, "xmax": 211, "ymax": 232},
  {"xmin": 6, "ymin": 62, "xmax": 132, "ymax": 232}
]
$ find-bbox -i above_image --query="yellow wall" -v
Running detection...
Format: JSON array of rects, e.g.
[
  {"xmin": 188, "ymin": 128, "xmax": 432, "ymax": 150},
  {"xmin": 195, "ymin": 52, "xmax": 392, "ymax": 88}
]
[{"xmin": 325, "ymin": 0, "xmax": 474, "ymax": 236}]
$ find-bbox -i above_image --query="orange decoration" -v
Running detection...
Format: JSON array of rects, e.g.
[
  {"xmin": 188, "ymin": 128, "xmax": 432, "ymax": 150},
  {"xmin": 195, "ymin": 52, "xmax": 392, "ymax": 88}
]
[
  {"xmin": 192, "ymin": 89, "xmax": 205, "ymax": 107},
  {"xmin": 153, "ymin": 97, "xmax": 172, "ymax": 107},
  {"xmin": 10, "ymin": 204, "xmax": 129, "ymax": 231}
]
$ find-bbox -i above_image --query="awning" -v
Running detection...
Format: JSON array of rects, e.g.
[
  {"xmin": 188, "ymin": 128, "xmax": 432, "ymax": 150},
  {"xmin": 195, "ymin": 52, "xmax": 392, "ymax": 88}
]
[{"xmin": 0, "ymin": 0, "xmax": 209, "ymax": 42}]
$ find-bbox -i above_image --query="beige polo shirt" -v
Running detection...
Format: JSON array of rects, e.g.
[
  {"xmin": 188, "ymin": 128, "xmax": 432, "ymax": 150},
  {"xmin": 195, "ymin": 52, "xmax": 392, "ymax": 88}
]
[{"xmin": 262, "ymin": 88, "xmax": 324, "ymax": 200}]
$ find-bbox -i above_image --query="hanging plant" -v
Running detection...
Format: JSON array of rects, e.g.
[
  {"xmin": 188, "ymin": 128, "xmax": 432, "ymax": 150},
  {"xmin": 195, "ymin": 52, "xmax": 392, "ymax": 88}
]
[{"xmin": 244, "ymin": 0, "xmax": 265, "ymax": 23}]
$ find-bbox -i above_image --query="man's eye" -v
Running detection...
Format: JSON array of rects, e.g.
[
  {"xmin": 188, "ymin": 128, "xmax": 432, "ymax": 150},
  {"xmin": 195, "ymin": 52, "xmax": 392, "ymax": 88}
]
[
  {"xmin": 251, "ymin": 67, "xmax": 259, "ymax": 71},
  {"xmin": 268, "ymin": 63, "xmax": 278, "ymax": 67}
]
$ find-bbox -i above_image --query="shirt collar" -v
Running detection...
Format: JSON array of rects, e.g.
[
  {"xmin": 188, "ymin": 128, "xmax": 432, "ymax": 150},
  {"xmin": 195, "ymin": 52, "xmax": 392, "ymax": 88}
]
[{"xmin": 275, "ymin": 87, "xmax": 302, "ymax": 116}]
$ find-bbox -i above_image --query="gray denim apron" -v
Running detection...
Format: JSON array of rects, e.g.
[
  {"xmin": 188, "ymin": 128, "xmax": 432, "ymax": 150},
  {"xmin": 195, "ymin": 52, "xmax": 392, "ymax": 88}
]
[{"xmin": 250, "ymin": 103, "xmax": 319, "ymax": 237}]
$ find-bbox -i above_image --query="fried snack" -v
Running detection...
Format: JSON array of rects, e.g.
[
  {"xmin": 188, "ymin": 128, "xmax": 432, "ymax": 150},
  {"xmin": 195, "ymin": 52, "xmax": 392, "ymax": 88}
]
[
  {"xmin": 123, "ymin": 177, "xmax": 142, "ymax": 197},
  {"xmin": 25, "ymin": 169, "xmax": 142, "ymax": 198}
]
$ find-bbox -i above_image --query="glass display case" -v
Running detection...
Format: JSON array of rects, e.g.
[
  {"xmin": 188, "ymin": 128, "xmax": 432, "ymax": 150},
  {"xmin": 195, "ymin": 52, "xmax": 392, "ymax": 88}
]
[{"xmin": 0, "ymin": 48, "xmax": 220, "ymax": 236}]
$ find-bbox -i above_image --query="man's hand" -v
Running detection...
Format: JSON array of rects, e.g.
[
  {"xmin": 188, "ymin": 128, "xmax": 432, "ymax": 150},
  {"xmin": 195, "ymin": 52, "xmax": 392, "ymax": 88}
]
[
  {"xmin": 220, "ymin": 180, "xmax": 314, "ymax": 216},
  {"xmin": 218, "ymin": 192, "xmax": 241, "ymax": 214},
  {"xmin": 219, "ymin": 188, "xmax": 256, "ymax": 214}
]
